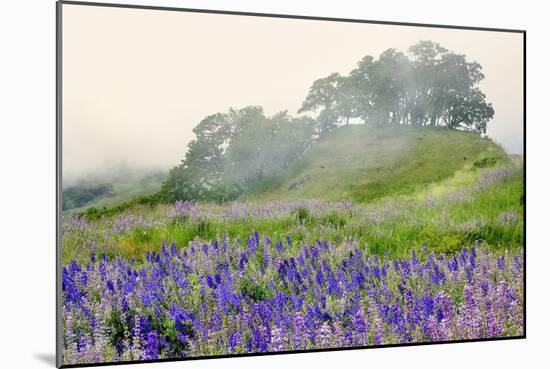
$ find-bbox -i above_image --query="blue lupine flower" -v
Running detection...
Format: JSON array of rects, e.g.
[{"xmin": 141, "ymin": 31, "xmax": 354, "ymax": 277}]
[
  {"xmin": 354, "ymin": 310, "xmax": 367, "ymax": 334},
  {"xmin": 497, "ymin": 256, "xmax": 505, "ymax": 270},
  {"xmin": 315, "ymin": 268, "xmax": 324, "ymax": 287},
  {"xmin": 229, "ymin": 332, "xmax": 242, "ymax": 352},
  {"xmin": 145, "ymin": 332, "xmax": 159, "ymax": 360},
  {"xmin": 206, "ymin": 275, "xmax": 215, "ymax": 289},
  {"xmin": 286, "ymin": 235, "xmax": 292, "ymax": 248},
  {"xmin": 106, "ymin": 280, "xmax": 115, "ymax": 292},
  {"xmin": 60, "ymin": 228, "xmax": 523, "ymax": 362}
]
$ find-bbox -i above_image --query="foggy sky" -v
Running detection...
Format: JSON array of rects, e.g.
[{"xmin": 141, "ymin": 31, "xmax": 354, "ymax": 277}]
[{"xmin": 62, "ymin": 4, "xmax": 524, "ymax": 181}]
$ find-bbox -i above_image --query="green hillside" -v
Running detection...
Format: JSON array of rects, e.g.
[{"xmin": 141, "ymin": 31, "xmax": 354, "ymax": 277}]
[{"xmin": 244, "ymin": 124, "xmax": 508, "ymax": 203}]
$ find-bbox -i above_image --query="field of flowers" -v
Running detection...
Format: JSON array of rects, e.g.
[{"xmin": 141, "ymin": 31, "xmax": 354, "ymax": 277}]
[{"xmin": 61, "ymin": 164, "xmax": 524, "ymax": 365}]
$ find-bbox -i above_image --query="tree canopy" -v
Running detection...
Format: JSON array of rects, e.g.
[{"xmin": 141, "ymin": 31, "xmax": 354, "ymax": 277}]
[
  {"xmin": 162, "ymin": 107, "xmax": 315, "ymax": 202},
  {"xmin": 299, "ymin": 41, "xmax": 494, "ymax": 135}
]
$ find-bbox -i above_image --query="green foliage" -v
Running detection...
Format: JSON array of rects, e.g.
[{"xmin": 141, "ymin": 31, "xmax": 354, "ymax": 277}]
[
  {"xmin": 292, "ymin": 207, "xmax": 311, "ymax": 225},
  {"xmin": 160, "ymin": 112, "xmax": 235, "ymax": 202},
  {"xmin": 239, "ymin": 279, "xmax": 274, "ymax": 302},
  {"xmin": 146, "ymin": 313, "xmax": 194, "ymax": 355},
  {"xmin": 171, "ymin": 214, "xmax": 189, "ymax": 226},
  {"xmin": 319, "ymin": 212, "xmax": 347, "ymax": 228},
  {"xmin": 195, "ymin": 220, "xmax": 214, "ymax": 240},
  {"xmin": 162, "ymin": 107, "xmax": 315, "ymax": 202},
  {"xmin": 298, "ymin": 72, "xmax": 344, "ymax": 137},
  {"xmin": 84, "ymin": 191, "xmax": 163, "ymax": 220},
  {"xmin": 132, "ymin": 228, "xmax": 152, "ymax": 243},
  {"xmin": 473, "ymin": 156, "xmax": 498, "ymax": 168},
  {"xmin": 106, "ymin": 309, "xmax": 126, "ymax": 348},
  {"xmin": 301, "ymin": 41, "xmax": 494, "ymax": 133}
]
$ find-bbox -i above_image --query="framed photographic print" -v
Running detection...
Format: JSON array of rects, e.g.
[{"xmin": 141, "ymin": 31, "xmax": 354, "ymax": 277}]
[{"xmin": 57, "ymin": 1, "xmax": 525, "ymax": 367}]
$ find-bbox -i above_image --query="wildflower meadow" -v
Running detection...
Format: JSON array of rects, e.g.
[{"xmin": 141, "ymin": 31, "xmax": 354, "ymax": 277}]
[{"xmin": 61, "ymin": 164, "xmax": 524, "ymax": 365}]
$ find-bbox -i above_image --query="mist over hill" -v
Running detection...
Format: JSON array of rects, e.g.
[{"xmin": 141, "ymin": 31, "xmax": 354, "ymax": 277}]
[
  {"xmin": 243, "ymin": 124, "xmax": 508, "ymax": 202},
  {"xmin": 62, "ymin": 163, "xmax": 167, "ymax": 211}
]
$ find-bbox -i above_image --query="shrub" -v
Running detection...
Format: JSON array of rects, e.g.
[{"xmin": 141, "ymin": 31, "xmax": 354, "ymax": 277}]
[
  {"xmin": 473, "ymin": 156, "xmax": 497, "ymax": 168},
  {"xmin": 320, "ymin": 212, "xmax": 346, "ymax": 228},
  {"xmin": 292, "ymin": 207, "xmax": 311, "ymax": 225}
]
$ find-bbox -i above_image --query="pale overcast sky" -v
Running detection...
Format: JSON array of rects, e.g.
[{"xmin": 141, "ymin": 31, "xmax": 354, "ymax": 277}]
[{"xmin": 62, "ymin": 4, "xmax": 524, "ymax": 180}]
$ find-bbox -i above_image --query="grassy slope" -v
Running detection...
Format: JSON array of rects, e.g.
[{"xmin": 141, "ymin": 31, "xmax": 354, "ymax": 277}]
[
  {"xmin": 62, "ymin": 125, "xmax": 522, "ymax": 262},
  {"xmin": 62, "ymin": 161, "xmax": 524, "ymax": 262},
  {"xmin": 244, "ymin": 124, "xmax": 509, "ymax": 203}
]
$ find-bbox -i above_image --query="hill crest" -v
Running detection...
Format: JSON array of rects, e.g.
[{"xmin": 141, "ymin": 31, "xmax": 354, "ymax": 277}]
[{"xmin": 243, "ymin": 124, "xmax": 508, "ymax": 203}]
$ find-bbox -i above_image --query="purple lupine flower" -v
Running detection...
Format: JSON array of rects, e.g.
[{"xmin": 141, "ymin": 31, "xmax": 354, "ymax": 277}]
[
  {"xmin": 315, "ymin": 267, "xmax": 324, "ymax": 287},
  {"xmin": 447, "ymin": 257, "xmax": 459, "ymax": 272},
  {"xmin": 372, "ymin": 265, "xmax": 381, "ymax": 280},
  {"xmin": 497, "ymin": 256, "xmax": 505, "ymax": 271},
  {"xmin": 434, "ymin": 291, "xmax": 453, "ymax": 322},
  {"xmin": 373, "ymin": 319, "xmax": 384, "ymax": 346},
  {"xmin": 354, "ymin": 309, "xmax": 367, "ymax": 335},
  {"xmin": 484, "ymin": 299, "xmax": 502, "ymax": 337},
  {"xmin": 276, "ymin": 240, "xmax": 285, "ymax": 254},
  {"xmin": 469, "ymin": 251, "xmax": 476, "ymax": 268},
  {"xmin": 61, "ymin": 228, "xmax": 523, "ymax": 364},
  {"xmin": 206, "ymin": 275, "xmax": 215, "ymax": 289},
  {"xmin": 463, "ymin": 285, "xmax": 481, "ymax": 338},
  {"xmin": 229, "ymin": 332, "xmax": 242, "ymax": 353},
  {"xmin": 292, "ymin": 312, "xmax": 307, "ymax": 349},
  {"xmin": 270, "ymin": 326, "xmax": 285, "ymax": 352},
  {"xmin": 106, "ymin": 280, "xmax": 114, "ymax": 292},
  {"xmin": 239, "ymin": 252, "xmax": 248, "ymax": 271},
  {"xmin": 316, "ymin": 322, "xmax": 332, "ymax": 348},
  {"xmin": 144, "ymin": 332, "xmax": 159, "ymax": 360},
  {"xmin": 412, "ymin": 250, "xmax": 419, "ymax": 266},
  {"xmin": 286, "ymin": 235, "xmax": 292, "ymax": 248},
  {"xmin": 263, "ymin": 245, "xmax": 270, "ymax": 271}
]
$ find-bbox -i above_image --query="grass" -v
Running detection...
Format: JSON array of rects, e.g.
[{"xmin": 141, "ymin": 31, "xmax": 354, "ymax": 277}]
[
  {"xmin": 61, "ymin": 125, "xmax": 521, "ymax": 264},
  {"xmin": 62, "ymin": 160, "xmax": 523, "ymax": 263},
  {"xmin": 244, "ymin": 124, "xmax": 509, "ymax": 203}
]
